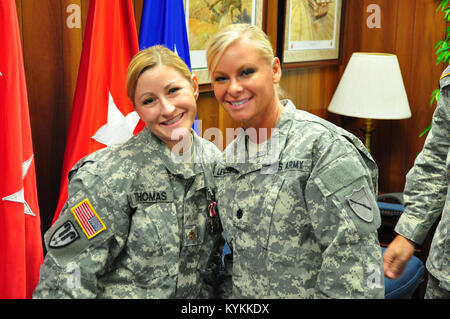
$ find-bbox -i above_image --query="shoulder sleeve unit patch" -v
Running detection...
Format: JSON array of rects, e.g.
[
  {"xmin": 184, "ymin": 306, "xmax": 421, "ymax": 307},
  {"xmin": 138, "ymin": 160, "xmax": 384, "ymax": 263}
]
[
  {"xmin": 49, "ymin": 221, "xmax": 79, "ymax": 248},
  {"xmin": 346, "ymin": 185, "xmax": 374, "ymax": 222},
  {"xmin": 71, "ymin": 198, "xmax": 106, "ymax": 239}
]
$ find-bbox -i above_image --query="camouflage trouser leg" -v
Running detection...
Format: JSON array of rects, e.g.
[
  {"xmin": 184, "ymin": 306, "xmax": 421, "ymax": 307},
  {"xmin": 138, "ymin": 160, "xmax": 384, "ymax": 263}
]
[{"xmin": 424, "ymin": 274, "xmax": 450, "ymax": 299}]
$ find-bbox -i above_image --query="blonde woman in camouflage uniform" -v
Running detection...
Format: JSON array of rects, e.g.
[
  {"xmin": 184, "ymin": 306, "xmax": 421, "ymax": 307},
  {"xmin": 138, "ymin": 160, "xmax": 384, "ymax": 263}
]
[
  {"xmin": 33, "ymin": 45, "xmax": 223, "ymax": 298},
  {"xmin": 384, "ymin": 66, "xmax": 450, "ymax": 299},
  {"xmin": 206, "ymin": 24, "xmax": 384, "ymax": 298}
]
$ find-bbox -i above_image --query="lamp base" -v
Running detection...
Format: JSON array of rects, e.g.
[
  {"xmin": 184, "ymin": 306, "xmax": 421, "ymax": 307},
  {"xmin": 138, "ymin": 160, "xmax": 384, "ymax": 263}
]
[{"xmin": 360, "ymin": 118, "xmax": 375, "ymax": 153}]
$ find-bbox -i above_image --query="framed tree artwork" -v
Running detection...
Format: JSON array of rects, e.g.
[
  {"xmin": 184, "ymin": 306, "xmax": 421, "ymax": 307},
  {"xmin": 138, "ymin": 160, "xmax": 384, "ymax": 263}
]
[{"xmin": 280, "ymin": 0, "xmax": 345, "ymax": 68}]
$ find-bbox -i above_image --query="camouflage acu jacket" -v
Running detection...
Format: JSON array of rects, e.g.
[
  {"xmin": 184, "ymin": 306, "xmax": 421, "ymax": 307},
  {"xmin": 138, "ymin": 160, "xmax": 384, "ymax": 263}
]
[
  {"xmin": 215, "ymin": 99, "xmax": 385, "ymax": 298},
  {"xmin": 395, "ymin": 70, "xmax": 450, "ymax": 290},
  {"xmin": 33, "ymin": 128, "xmax": 224, "ymax": 298}
]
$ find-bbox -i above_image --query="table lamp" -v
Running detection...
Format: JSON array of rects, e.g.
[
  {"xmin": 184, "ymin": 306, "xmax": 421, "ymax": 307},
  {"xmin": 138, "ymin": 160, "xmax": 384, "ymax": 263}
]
[{"xmin": 328, "ymin": 52, "xmax": 411, "ymax": 152}]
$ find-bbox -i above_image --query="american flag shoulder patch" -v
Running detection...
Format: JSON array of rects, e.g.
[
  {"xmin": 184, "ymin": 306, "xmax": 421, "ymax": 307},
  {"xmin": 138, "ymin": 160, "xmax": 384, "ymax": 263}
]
[{"xmin": 71, "ymin": 198, "xmax": 106, "ymax": 239}]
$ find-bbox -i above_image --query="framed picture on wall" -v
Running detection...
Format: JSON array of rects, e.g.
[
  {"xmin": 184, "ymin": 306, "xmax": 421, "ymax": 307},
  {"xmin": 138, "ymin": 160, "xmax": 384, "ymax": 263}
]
[
  {"xmin": 280, "ymin": 0, "xmax": 345, "ymax": 68},
  {"xmin": 185, "ymin": 0, "xmax": 266, "ymax": 90}
]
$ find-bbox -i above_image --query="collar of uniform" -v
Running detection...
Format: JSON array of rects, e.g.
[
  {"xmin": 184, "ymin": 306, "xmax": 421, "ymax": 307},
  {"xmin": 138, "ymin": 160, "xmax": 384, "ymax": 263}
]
[
  {"xmin": 139, "ymin": 127, "xmax": 197, "ymax": 179},
  {"xmin": 221, "ymin": 99, "xmax": 293, "ymax": 174},
  {"xmin": 162, "ymin": 130, "xmax": 208, "ymax": 198},
  {"xmin": 277, "ymin": 99, "xmax": 296, "ymax": 131},
  {"xmin": 150, "ymin": 129, "xmax": 205, "ymax": 180}
]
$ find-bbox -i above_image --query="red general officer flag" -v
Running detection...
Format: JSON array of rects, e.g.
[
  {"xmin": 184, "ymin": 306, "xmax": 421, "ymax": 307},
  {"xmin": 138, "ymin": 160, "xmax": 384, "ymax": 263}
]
[
  {"xmin": 53, "ymin": 0, "xmax": 144, "ymax": 223},
  {"xmin": 0, "ymin": 0, "xmax": 43, "ymax": 298}
]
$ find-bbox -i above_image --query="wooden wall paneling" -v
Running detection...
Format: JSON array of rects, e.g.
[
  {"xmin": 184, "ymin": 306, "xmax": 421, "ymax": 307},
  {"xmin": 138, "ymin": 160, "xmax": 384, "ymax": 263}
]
[
  {"xmin": 361, "ymin": 0, "xmax": 397, "ymax": 52},
  {"xmin": 21, "ymin": 0, "xmax": 65, "ymax": 234},
  {"xmin": 15, "ymin": 0, "xmax": 22, "ymax": 36},
  {"xmin": 395, "ymin": 0, "xmax": 416, "ymax": 84},
  {"xmin": 280, "ymin": 68, "xmax": 300, "ymax": 108},
  {"xmin": 280, "ymin": 65, "xmax": 340, "ymax": 121},
  {"xmin": 295, "ymin": 68, "xmax": 309, "ymax": 111},
  {"xmin": 305, "ymin": 67, "xmax": 323, "ymax": 115},
  {"xmin": 303, "ymin": 68, "xmax": 318, "ymax": 113},
  {"xmin": 338, "ymin": 0, "xmax": 364, "ymax": 76},
  {"xmin": 218, "ymin": 104, "xmax": 241, "ymax": 149},
  {"xmin": 81, "ymin": 0, "xmax": 90, "ymax": 38},
  {"xmin": 134, "ymin": 0, "xmax": 144, "ymax": 34},
  {"xmin": 265, "ymin": 0, "xmax": 278, "ymax": 55},
  {"xmin": 290, "ymin": 68, "xmax": 302, "ymax": 109},
  {"xmin": 317, "ymin": 65, "xmax": 340, "ymax": 120},
  {"xmin": 60, "ymin": 0, "xmax": 90, "ymax": 134},
  {"xmin": 298, "ymin": 68, "xmax": 311, "ymax": 111},
  {"xmin": 387, "ymin": 0, "xmax": 417, "ymax": 192},
  {"xmin": 196, "ymin": 92, "xmax": 222, "ymax": 149},
  {"xmin": 406, "ymin": 0, "xmax": 446, "ymax": 170},
  {"xmin": 196, "ymin": 93, "xmax": 218, "ymax": 134},
  {"xmin": 310, "ymin": 67, "xmax": 329, "ymax": 117},
  {"xmin": 279, "ymin": 68, "xmax": 295, "ymax": 105},
  {"xmin": 61, "ymin": 0, "xmax": 82, "ymax": 138}
]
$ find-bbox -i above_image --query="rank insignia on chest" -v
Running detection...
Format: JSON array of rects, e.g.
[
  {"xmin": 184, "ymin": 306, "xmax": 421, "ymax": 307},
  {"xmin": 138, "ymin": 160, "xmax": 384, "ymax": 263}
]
[{"xmin": 71, "ymin": 198, "xmax": 106, "ymax": 239}]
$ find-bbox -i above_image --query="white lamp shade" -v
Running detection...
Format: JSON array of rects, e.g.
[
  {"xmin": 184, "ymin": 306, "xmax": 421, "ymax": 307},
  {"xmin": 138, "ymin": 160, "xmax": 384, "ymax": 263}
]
[{"xmin": 328, "ymin": 52, "xmax": 411, "ymax": 119}]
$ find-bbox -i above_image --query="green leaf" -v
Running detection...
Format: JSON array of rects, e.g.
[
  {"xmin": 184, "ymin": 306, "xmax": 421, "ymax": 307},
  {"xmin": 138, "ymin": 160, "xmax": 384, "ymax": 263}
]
[
  {"xmin": 437, "ymin": 0, "xmax": 449, "ymax": 12},
  {"xmin": 436, "ymin": 45, "xmax": 449, "ymax": 54},
  {"xmin": 419, "ymin": 123, "xmax": 432, "ymax": 138},
  {"xmin": 430, "ymin": 89, "xmax": 440, "ymax": 106},
  {"xmin": 435, "ymin": 41, "xmax": 444, "ymax": 49},
  {"xmin": 445, "ymin": 11, "xmax": 450, "ymax": 20}
]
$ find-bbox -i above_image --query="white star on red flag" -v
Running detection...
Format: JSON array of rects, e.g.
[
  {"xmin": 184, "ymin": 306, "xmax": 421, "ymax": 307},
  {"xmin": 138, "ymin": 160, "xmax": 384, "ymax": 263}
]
[
  {"xmin": 2, "ymin": 155, "xmax": 36, "ymax": 216},
  {"xmin": 91, "ymin": 92, "xmax": 140, "ymax": 146}
]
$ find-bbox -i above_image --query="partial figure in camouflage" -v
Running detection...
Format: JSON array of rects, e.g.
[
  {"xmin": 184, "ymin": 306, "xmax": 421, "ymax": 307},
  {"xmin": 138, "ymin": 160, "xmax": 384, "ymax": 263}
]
[{"xmin": 384, "ymin": 65, "xmax": 450, "ymax": 299}]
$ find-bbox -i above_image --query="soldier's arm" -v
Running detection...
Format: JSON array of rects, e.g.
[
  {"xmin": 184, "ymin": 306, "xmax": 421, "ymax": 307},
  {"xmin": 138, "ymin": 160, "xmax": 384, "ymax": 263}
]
[
  {"xmin": 33, "ymin": 169, "xmax": 128, "ymax": 298},
  {"xmin": 394, "ymin": 84, "xmax": 450, "ymax": 244},
  {"xmin": 305, "ymin": 135, "xmax": 384, "ymax": 298}
]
